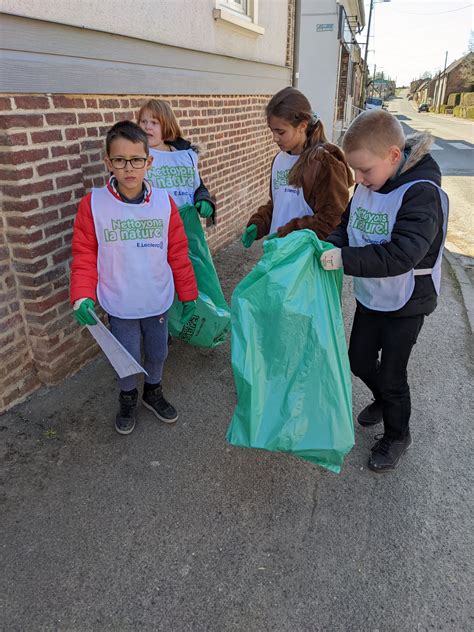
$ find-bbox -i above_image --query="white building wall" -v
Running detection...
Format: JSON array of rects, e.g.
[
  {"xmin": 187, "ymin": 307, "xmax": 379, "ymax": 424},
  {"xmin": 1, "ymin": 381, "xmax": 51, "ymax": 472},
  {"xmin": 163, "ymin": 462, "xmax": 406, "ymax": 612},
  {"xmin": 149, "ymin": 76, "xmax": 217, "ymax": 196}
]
[
  {"xmin": 1, "ymin": 0, "xmax": 289, "ymax": 67},
  {"xmin": 297, "ymin": 0, "xmax": 340, "ymax": 140}
]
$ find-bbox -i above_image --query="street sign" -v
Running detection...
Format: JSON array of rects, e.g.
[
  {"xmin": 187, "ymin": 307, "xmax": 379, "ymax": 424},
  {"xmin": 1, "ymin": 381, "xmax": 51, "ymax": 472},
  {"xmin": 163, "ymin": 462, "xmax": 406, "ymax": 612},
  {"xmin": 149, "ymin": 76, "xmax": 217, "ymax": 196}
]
[{"xmin": 316, "ymin": 23, "xmax": 334, "ymax": 32}]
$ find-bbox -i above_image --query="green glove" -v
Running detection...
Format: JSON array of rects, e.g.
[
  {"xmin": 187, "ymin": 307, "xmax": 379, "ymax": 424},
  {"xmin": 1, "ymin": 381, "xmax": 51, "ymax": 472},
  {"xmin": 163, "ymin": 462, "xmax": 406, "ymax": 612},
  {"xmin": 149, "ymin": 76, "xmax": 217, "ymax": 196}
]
[
  {"xmin": 242, "ymin": 224, "xmax": 257, "ymax": 248},
  {"xmin": 180, "ymin": 300, "xmax": 196, "ymax": 327},
  {"xmin": 73, "ymin": 298, "xmax": 96, "ymax": 326},
  {"xmin": 195, "ymin": 201, "xmax": 214, "ymax": 218}
]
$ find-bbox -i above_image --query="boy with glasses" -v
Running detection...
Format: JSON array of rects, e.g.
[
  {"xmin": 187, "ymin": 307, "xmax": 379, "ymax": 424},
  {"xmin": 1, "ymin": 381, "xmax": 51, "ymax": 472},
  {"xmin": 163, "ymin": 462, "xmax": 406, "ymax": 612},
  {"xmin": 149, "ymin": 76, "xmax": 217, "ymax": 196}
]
[{"xmin": 70, "ymin": 121, "xmax": 198, "ymax": 435}]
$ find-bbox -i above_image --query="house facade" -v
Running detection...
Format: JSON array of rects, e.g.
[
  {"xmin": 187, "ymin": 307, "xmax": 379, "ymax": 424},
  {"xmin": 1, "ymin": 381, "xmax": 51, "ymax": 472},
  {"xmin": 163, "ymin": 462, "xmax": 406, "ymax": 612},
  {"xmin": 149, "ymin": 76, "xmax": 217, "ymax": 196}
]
[
  {"xmin": 0, "ymin": 0, "xmax": 295, "ymax": 411},
  {"xmin": 295, "ymin": 0, "xmax": 366, "ymax": 141}
]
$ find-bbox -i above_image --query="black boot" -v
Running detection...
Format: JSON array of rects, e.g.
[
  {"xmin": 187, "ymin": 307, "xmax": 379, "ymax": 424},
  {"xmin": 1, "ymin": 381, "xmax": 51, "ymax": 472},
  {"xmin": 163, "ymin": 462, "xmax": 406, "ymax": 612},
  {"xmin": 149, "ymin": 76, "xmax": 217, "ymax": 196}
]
[
  {"xmin": 115, "ymin": 389, "xmax": 138, "ymax": 435},
  {"xmin": 142, "ymin": 383, "xmax": 178, "ymax": 423},
  {"xmin": 357, "ymin": 399, "xmax": 383, "ymax": 427},
  {"xmin": 368, "ymin": 433, "xmax": 412, "ymax": 472}
]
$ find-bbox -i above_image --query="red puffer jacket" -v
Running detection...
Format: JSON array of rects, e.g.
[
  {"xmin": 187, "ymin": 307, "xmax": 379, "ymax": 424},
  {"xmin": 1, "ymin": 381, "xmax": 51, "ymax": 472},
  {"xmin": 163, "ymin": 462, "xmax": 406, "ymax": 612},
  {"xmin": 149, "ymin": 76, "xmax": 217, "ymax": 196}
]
[{"xmin": 70, "ymin": 185, "xmax": 198, "ymax": 305}]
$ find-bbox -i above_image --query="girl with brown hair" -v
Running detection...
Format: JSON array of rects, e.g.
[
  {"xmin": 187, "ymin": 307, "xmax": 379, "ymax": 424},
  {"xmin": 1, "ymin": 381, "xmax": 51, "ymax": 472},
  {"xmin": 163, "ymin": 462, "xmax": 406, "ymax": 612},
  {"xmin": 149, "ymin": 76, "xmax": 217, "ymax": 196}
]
[{"xmin": 242, "ymin": 87, "xmax": 353, "ymax": 247}]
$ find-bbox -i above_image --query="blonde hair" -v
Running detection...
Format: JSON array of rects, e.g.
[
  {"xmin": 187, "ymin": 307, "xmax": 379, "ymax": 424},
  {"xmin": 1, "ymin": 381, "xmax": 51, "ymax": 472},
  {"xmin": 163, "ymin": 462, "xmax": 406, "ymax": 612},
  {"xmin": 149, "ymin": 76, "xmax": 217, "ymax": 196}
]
[
  {"xmin": 342, "ymin": 109, "xmax": 405, "ymax": 157},
  {"xmin": 137, "ymin": 99, "xmax": 182, "ymax": 142},
  {"xmin": 265, "ymin": 87, "xmax": 329, "ymax": 187}
]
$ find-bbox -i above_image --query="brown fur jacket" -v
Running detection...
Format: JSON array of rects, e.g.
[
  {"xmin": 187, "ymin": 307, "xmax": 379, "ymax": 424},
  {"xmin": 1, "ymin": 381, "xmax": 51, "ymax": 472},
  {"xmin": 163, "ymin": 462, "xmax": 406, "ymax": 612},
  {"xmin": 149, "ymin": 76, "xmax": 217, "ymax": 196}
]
[{"xmin": 248, "ymin": 143, "xmax": 354, "ymax": 241}]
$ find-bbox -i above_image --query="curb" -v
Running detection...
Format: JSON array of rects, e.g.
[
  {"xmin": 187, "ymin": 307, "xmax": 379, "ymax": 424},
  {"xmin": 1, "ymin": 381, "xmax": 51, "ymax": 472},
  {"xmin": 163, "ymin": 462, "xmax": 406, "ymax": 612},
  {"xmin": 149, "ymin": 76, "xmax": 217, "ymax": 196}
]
[{"xmin": 443, "ymin": 249, "xmax": 474, "ymax": 335}]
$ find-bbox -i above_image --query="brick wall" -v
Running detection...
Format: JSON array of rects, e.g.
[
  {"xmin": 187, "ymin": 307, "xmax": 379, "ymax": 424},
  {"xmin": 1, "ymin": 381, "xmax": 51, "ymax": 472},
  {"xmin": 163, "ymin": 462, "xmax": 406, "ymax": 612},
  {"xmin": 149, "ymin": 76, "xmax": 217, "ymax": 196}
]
[
  {"xmin": 286, "ymin": 0, "xmax": 296, "ymax": 71},
  {"xmin": 0, "ymin": 94, "xmax": 276, "ymax": 412}
]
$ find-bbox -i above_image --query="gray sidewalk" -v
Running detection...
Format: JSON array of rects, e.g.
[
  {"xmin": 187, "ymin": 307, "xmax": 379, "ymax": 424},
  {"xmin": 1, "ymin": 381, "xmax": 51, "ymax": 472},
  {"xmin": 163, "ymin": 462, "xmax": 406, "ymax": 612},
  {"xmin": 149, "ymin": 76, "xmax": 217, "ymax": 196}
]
[{"xmin": 1, "ymin": 239, "xmax": 473, "ymax": 632}]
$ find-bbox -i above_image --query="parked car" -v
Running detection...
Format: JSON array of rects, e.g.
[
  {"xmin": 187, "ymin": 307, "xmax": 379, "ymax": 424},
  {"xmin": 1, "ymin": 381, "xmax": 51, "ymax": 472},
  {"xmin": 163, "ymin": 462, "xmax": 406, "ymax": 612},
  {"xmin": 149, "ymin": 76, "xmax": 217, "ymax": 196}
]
[
  {"xmin": 365, "ymin": 96, "xmax": 384, "ymax": 110},
  {"xmin": 418, "ymin": 103, "xmax": 429, "ymax": 112}
]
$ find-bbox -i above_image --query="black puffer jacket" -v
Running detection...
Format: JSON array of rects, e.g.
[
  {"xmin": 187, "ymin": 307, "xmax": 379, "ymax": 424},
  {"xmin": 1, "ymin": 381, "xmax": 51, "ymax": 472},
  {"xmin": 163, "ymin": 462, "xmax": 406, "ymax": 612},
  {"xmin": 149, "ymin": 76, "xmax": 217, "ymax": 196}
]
[
  {"xmin": 327, "ymin": 132, "xmax": 445, "ymax": 317},
  {"xmin": 168, "ymin": 138, "xmax": 216, "ymax": 220}
]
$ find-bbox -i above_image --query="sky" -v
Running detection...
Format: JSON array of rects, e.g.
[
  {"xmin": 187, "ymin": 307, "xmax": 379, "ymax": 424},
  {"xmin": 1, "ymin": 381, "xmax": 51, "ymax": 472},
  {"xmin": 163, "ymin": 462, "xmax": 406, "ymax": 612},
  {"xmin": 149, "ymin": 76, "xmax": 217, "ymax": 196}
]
[{"xmin": 359, "ymin": 0, "xmax": 473, "ymax": 85}]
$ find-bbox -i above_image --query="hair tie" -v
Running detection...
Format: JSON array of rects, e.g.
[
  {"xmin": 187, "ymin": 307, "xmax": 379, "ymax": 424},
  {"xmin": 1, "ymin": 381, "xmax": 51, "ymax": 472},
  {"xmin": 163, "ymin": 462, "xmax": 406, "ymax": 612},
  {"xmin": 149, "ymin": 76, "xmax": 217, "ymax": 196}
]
[{"xmin": 311, "ymin": 111, "xmax": 320, "ymax": 124}]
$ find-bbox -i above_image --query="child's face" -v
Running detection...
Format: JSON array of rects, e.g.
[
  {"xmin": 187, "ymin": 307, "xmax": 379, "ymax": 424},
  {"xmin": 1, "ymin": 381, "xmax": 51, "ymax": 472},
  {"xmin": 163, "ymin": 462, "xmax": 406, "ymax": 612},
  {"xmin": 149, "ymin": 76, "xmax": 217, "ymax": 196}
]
[
  {"xmin": 138, "ymin": 110, "xmax": 165, "ymax": 148},
  {"xmin": 268, "ymin": 115, "xmax": 308, "ymax": 155},
  {"xmin": 105, "ymin": 137, "xmax": 153, "ymax": 199},
  {"xmin": 346, "ymin": 146, "xmax": 402, "ymax": 191}
]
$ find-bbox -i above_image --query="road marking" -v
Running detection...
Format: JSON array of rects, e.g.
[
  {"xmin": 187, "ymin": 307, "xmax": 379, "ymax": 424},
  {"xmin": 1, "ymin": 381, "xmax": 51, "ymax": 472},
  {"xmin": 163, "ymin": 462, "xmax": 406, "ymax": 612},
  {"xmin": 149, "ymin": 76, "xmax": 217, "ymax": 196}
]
[{"xmin": 449, "ymin": 142, "xmax": 473, "ymax": 150}]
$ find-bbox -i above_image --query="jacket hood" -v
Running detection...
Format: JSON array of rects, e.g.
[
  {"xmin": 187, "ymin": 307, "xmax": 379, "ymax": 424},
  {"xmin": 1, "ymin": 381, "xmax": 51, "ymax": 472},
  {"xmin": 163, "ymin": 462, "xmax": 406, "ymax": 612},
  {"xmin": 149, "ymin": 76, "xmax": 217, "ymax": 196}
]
[
  {"xmin": 380, "ymin": 131, "xmax": 441, "ymax": 193},
  {"xmin": 167, "ymin": 137, "xmax": 201, "ymax": 153}
]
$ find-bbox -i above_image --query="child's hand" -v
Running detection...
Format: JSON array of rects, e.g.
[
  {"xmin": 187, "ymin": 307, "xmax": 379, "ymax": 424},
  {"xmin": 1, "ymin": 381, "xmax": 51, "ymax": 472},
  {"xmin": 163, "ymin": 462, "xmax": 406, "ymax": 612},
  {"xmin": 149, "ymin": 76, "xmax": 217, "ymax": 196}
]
[
  {"xmin": 180, "ymin": 300, "xmax": 197, "ymax": 327},
  {"xmin": 242, "ymin": 224, "xmax": 257, "ymax": 248},
  {"xmin": 195, "ymin": 201, "xmax": 214, "ymax": 218},
  {"xmin": 320, "ymin": 248, "xmax": 343, "ymax": 270},
  {"xmin": 73, "ymin": 298, "xmax": 96, "ymax": 326}
]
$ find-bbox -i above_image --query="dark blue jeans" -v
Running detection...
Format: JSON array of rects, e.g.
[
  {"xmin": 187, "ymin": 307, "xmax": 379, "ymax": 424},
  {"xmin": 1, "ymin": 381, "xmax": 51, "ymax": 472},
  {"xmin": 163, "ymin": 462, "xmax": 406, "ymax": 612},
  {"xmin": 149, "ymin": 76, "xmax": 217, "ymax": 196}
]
[
  {"xmin": 108, "ymin": 313, "xmax": 169, "ymax": 392},
  {"xmin": 349, "ymin": 310, "xmax": 425, "ymax": 439}
]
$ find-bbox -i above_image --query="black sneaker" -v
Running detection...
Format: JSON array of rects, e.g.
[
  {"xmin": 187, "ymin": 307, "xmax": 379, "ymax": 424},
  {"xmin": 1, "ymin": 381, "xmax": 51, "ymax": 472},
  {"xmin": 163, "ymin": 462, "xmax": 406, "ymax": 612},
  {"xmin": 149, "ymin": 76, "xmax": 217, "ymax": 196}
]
[
  {"xmin": 357, "ymin": 400, "xmax": 383, "ymax": 427},
  {"xmin": 115, "ymin": 389, "xmax": 138, "ymax": 435},
  {"xmin": 142, "ymin": 384, "xmax": 178, "ymax": 423},
  {"xmin": 368, "ymin": 433, "xmax": 412, "ymax": 472}
]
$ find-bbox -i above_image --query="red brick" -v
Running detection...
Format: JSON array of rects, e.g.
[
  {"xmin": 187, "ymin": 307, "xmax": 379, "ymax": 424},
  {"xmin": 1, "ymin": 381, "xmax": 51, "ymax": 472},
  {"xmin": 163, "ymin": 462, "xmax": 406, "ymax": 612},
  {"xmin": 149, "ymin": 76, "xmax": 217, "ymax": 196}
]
[
  {"xmin": 56, "ymin": 172, "xmax": 82, "ymax": 188},
  {"xmin": 78, "ymin": 112, "xmax": 103, "ymax": 123},
  {"xmin": 52, "ymin": 96, "xmax": 85, "ymax": 109},
  {"xmin": 51, "ymin": 143, "xmax": 80, "ymax": 157},
  {"xmin": 42, "ymin": 190, "xmax": 72, "ymax": 207},
  {"xmin": 44, "ymin": 219, "xmax": 73, "ymax": 238},
  {"xmin": 65, "ymin": 128, "xmax": 86, "ymax": 141},
  {"xmin": 12, "ymin": 237, "xmax": 62, "ymax": 260},
  {"xmin": 0, "ymin": 132, "xmax": 29, "ymax": 146},
  {"xmin": 25, "ymin": 288, "xmax": 69, "ymax": 313},
  {"xmin": 103, "ymin": 113, "xmax": 114, "ymax": 123},
  {"xmin": 52, "ymin": 246, "xmax": 72, "ymax": 265},
  {"xmin": 0, "ymin": 97, "xmax": 12, "ymax": 110},
  {"xmin": 7, "ymin": 210, "xmax": 58, "ymax": 229},
  {"xmin": 84, "ymin": 163, "xmax": 106, "ymax": 176},
  {"xmin": 6, "ymin": 229, "xmax": 43, "ymax": 245},
  {"xmin": 3, "ymin": 179, "xmax": 53, "ymax": 198},
  {"xmin": 25, "ymin": 308, "xmax": 58, "ymax": 326},
  {"xmin": 18, "ymin": 266, "xmax": 65, "ymax": 288},
  {"xmin": 86, "ymin": 98, "xmax": 98, "ymax": 108},
  {"xmin": 12, "ymin": 258, "xmax": 48, "ymax": 274},
  {"xmin": 60, "ymin": 204, "xmax": 79, "ymax": 219},
  {"xmin": 2, "ymin": 198, "xmax": 39, "ymax": 214},
  {"xmin": 69, "ymin": 157, "xmax": 81, "ymax": 169},
  {"xmin": 99, "ymin": 99, "xmax": 120, "ymax": 108},
  {"xmin": 86, "ymin": 127, "xmax": 99, "ymax": 137},
  {"xmin": 0, "ymin": 167, "xmax": 34, "ymax": 181},
  {"xmin": 31, "ymin": 129, "xmax": 63, "ymax": 144},
  {"xmin": 46, "ymin": 112, "xmax": 77, "ymax": 126},
  {"xmin": 0, "ymin": 147, "xmax": 48, "ymax": 165},
  {"xmin": 37, "ymin": 159, "xmax": 68, "ymax": 176},
  {"xmin": 82, "ymin": 139, "xmax": 103, "ymax": 151},
  {"xmin": 14, "ymin": 96, "xmax": 50, "ymax": 110},
  {"xmin": 0, "ymin": 114, "xmax": 44, "ymax": 129}
]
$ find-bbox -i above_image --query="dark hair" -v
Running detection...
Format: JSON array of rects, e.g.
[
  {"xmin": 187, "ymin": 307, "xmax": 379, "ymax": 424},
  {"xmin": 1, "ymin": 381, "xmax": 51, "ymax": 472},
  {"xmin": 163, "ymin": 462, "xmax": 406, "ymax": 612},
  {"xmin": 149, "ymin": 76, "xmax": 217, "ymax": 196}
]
[
  {"xmin": 106, "ymin": 120, "xmax": 149, "ymax": 156},
  {"xmin": 266, "ymin": 87, "xmax": 329, "ymax": 187}
]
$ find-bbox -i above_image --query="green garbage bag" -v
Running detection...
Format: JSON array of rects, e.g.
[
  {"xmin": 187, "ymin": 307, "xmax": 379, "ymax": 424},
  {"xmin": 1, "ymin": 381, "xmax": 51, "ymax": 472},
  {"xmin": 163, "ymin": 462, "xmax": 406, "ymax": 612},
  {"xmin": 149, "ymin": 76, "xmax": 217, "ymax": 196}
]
[
  {"xmin": 168, "ymin": 204, "xmax": 230, "ymax": 347},
  {"xmin": 226, "ymin": 230, "xmax": 354, "ymax": 473}
]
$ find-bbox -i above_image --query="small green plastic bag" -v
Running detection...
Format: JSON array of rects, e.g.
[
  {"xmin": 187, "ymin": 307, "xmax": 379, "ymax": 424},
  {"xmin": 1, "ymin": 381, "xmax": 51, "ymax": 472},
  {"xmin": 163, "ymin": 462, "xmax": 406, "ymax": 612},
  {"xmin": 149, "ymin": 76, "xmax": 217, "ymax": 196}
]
[
  {"xmin": 168, "ymin": 204, "xmax": 230, "ymax": 347},
  {"xmin": 226, "ymin": 230, "xmax": 353, "ymax": 473}
]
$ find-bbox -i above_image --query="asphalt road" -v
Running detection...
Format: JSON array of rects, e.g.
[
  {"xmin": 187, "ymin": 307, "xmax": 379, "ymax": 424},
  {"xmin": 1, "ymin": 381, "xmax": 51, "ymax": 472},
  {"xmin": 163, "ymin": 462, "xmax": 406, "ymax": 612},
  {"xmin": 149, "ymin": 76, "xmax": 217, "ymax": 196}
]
[
  {"xmin": 387, "ymin": 92, "xmax": 474, "ymax": 261},
  {"xmin": 1, "ymin": 238, "xmax": 473, "ymax": 631}
]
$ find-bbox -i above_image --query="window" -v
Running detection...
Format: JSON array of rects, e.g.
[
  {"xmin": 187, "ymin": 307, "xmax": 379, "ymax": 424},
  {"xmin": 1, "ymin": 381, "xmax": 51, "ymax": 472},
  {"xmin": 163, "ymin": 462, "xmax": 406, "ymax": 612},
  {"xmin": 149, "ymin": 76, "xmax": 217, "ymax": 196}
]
[{"xmin": 213, "ymin": 0, "xmax": 264, "ymax": 35}]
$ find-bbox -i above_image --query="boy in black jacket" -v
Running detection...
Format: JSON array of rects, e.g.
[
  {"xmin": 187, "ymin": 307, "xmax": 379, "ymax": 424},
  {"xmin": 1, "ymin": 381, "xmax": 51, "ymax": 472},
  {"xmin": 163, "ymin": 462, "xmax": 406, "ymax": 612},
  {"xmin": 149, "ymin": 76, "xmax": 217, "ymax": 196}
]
[{"xmin": 320, "ymin": 109, "xmax": 448, "ymax": 472}]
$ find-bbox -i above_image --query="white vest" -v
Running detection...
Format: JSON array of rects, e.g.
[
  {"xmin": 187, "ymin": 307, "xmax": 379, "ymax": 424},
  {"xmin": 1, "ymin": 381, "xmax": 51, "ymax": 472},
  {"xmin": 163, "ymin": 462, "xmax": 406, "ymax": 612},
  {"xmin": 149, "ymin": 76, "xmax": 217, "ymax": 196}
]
[
  {"xmin": 347, "ymin": 180, "xmax": 449, "ymax": 311},
  {"xmin": 270, "ymin": 151, "xmax": 313, "ymax": 234},
  {"xmin": 147, "ymin": 147, "xmax": 200, "ymax": 208},
  {"xmin": 91, "ymin": 186, "xmax": 175, "ymax": 319}
]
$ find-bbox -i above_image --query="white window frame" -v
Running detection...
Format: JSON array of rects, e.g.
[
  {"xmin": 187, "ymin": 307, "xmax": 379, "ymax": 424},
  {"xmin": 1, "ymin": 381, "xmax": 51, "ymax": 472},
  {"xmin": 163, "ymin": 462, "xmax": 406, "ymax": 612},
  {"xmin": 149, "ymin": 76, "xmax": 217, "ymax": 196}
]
[{"xmin": 213, "ymin": 0, "xmax": 265, "ymax": 36}]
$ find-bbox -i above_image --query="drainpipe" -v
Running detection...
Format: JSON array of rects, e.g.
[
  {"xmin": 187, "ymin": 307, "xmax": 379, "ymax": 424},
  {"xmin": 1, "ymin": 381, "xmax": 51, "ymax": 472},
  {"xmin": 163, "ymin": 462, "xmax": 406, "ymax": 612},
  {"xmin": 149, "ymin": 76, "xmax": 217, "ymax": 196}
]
[{"xmin": 293, "ymin": 0, "xmax": 301, "ymax": 87}]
